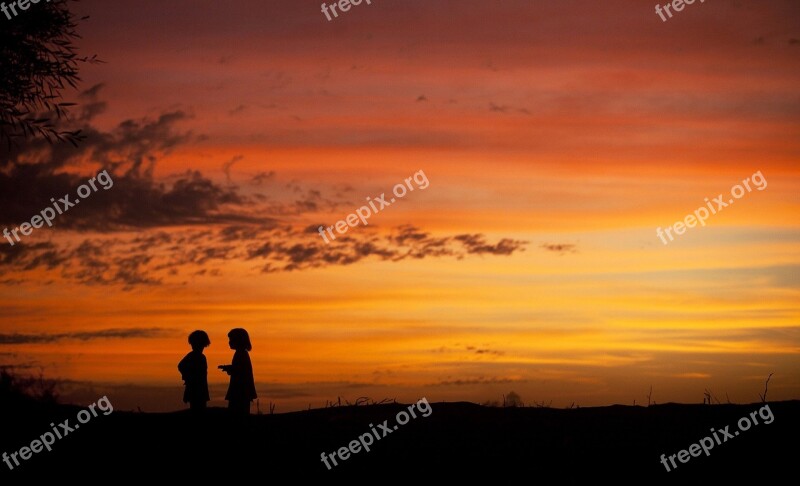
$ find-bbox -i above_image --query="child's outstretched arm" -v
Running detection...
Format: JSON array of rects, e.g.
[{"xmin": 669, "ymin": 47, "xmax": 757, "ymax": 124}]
[{"xmin": 219, "ymin": 352, "xmax": 250, "ymax": 375}]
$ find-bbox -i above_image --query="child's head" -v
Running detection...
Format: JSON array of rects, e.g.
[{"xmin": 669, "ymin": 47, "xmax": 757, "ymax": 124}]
[
  {"xmin": 188, "ymin": 330, "xmax": 211, "ymax": 351},
  {"xmin": 227, "ymin": 328, "xmax": 252, "ymax": 351}
]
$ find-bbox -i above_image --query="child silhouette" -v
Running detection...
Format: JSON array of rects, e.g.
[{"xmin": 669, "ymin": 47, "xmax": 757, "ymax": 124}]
[
  {"xmin": 218, "ymin": 328, "xmax": 257, "ymax": 415},
  {"xmin": 178, "ymin": 330, "xmax": 211, "ymax": 412}
]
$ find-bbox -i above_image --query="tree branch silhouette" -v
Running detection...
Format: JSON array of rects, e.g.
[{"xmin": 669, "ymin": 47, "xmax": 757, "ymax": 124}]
[{"xmin": 0, "ymin": 0, "xmax": 102, "ymax": 149}]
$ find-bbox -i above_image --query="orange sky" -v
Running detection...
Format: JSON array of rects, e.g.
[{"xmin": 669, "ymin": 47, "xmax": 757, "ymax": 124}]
[{"xmin": 1, "ymin": 0, "xmax": 798, "ymax": 412}]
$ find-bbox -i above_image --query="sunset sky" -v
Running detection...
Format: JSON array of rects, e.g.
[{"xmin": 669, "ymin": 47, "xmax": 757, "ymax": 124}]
[{"xmin": 1, "ymin": 0, "xmax": 798, "ymax": 412}]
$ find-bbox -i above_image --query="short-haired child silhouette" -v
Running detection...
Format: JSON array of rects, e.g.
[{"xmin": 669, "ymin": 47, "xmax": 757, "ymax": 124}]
[
  {"xmin": 218, "ymin": 328, "xmax": 257, "ymax": 415},
  {"xmin": 178, "ymin": 330, "xmax": 211, "ymax": 412}
]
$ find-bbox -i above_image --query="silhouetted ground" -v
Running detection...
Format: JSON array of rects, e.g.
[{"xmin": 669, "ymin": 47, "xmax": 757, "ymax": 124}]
[{"xmin": 0, "ymin": 399, "xmax": 797, "ymax": 482}]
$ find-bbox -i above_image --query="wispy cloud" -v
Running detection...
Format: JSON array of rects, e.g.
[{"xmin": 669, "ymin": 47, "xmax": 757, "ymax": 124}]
[
  {"xmin": 431, "ymin": 377, "xmax": 524, "ymax": 386},
  {"xmin": 0, "ymin": 95, "xmax": 528, "ymax": 289},
  {"xmin": 541, "ymin": 243, "xmax": 577, "ymax": 254},
  {"xmin": 0, "ymin": 328, "xmax": 175, "ymax": 344}
]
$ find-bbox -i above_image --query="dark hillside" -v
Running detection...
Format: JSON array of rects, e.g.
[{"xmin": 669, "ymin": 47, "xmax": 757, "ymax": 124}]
[{"xmin": 1, "ymin": 398, "xmax": 796, "ymax": 483}]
